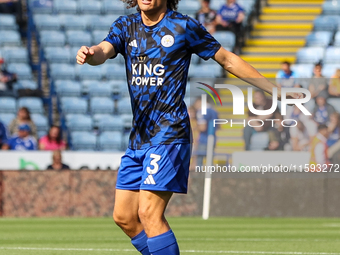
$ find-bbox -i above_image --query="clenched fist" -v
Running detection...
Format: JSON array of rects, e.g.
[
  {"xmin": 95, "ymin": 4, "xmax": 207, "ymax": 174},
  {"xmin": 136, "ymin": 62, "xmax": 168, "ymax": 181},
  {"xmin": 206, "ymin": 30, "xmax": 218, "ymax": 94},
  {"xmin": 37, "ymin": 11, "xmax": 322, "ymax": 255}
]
[{"xmin": 76, "ymin": 46, "xmax": 95, "ymax": 65}]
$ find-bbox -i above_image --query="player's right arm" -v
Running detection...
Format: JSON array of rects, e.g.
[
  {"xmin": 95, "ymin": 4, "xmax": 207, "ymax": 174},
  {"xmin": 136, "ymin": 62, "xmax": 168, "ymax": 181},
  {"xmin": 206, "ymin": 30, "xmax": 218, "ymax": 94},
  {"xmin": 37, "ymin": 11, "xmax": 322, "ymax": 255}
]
[{"xmin": 76, "ymin": 41, "xmax": 115, "ymax": 66}]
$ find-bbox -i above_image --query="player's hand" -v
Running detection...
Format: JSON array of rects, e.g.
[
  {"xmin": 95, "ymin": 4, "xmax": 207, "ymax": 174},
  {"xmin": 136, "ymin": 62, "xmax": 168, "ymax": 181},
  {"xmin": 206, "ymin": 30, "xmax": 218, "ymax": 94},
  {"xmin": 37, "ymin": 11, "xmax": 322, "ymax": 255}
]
[
  {"xmin": 285, "ymin": 91, "xmax": 304, "ymax": 100},
  {"xmin": 277, "ymin": 89, "xmax": 304, "ymax": 101},
  {"xmin": 76, "ymin": 46, "xmax": 95, "ymax": 65}
]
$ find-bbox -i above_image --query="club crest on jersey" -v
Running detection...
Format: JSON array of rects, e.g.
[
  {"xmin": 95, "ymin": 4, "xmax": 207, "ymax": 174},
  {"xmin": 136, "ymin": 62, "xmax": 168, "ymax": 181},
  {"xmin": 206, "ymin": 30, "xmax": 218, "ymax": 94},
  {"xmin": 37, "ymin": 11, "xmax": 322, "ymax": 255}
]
[{"xmin": 161, "ymin": 35, "xmax": 174, "ymax": 47}]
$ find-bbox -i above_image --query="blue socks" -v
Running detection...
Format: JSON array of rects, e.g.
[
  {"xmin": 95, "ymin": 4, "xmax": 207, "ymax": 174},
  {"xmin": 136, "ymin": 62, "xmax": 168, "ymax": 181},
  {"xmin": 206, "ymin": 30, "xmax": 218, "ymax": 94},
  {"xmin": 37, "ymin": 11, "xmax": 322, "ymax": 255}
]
[
  {"xmin": 131, "ymin": 230, "xmax": 150, "ymax": 255},
  {"xmin": 131, "ymin": 229, "xmax": 179, "ymax": 255},
  {"xmin": 147, "ymin": 229, "xmax": 179, "ymax": 255}
]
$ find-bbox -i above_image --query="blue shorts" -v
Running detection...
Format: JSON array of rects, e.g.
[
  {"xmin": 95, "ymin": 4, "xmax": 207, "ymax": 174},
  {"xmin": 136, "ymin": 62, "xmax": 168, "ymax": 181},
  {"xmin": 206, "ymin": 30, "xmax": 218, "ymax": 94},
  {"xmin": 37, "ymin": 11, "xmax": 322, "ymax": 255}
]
[{"xmin": 116, "ymin": 143, "xmax": 191, "ymax": 194}]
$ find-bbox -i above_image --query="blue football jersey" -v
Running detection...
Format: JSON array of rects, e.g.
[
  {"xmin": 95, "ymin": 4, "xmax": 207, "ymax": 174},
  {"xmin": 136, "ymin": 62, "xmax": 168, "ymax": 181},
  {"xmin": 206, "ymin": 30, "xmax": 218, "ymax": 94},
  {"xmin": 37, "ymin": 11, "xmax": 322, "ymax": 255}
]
[
  {"xmin": 218, "ymin": 3, "xmax": 244, "ymax": 22},
  {"xmin": 104, "ymin": 9, "xmax": 221, "ymax": 150},
  {"xmin": 7, "ymin": 135, "xmax": 37, "ymax": 151}
]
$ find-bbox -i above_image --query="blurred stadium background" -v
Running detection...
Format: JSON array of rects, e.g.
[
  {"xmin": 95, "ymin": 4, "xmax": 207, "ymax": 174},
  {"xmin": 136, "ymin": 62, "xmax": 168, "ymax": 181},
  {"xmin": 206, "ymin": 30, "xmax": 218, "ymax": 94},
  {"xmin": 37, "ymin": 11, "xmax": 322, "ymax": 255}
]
[{"xmin": 0, "ymin": 0, "xmax": 340, "ymax": 254}]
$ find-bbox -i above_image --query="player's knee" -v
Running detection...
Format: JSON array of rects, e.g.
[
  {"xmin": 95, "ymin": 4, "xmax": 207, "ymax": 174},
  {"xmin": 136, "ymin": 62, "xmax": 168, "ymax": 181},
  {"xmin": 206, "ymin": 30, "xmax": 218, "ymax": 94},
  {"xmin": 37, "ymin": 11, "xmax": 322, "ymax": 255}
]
[
  {"xmin": 138, "ymin": 204, "xmax": 158, "ymax": 223},
  {"xmin": 138, "ymin": 204, "xmax": 150, "ymax": 222},
  {"xmin": 113, "ymin": 210, "xmax": 130, "ymax": 228}
]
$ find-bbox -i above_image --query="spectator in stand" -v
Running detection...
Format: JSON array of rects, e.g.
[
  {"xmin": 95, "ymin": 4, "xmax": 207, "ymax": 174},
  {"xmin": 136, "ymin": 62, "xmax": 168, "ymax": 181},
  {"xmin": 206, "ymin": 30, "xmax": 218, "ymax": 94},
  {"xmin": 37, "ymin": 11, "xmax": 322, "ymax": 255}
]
[
  {"xmin": 313, "ymin": 94, "xmax": 335, "ymax": 125},
  {"xmin": 39, "ymin": 126, "xmax": 66, "ymax": 151},
  {"xmin": 328, "ymin": 69, "xmax": 340, "ymax": 97},
  {"xmin": 2, "ymin": 123, "xmax": 37, "ymax": 150},
  {"xmin": 47, "ymin": 150, "xmax": 70, "ymax": 170},
  {"xmin": 285, "ymin": 105, "xmax": 317, "ymax": 138},
  {"xmin": 0, "ymin": 57, "xmax": 17, "ymax": 97},
  {"xmin": 327, "ymin": 112, "xmax": 340, "ymax": 148},
  {"xmin": 309, "ymin": 124, "xmax": 330, "ymax": 166},
  {"xmin": 289, "ymin": 121, "xmax": 310, "ymax": 151},
  {"xmin": 266, "ymin": 112, "xmax": 290, "ymax": 151},
  {"xmin": 327, "ymin": 112, "xmax": 340, "ymax": 160},
  {"xmin": 276, "ymin": 61, "xmax": 299, "ymax": 88},
  {"xmin": 244, "ymin": 90, "xmax": 277, "ymax": 150},
  {"xmin": 0, "ymin": 120, "xmax": 8, "ymax": 149},
  {"xmin": 216, "ymin": 0, "xmax": 245, "ymax": 48},
  {"xmin": 9, "ymin": 107, "xmax": 37, "ymax": 139},
  {"xmin": 247, "ymin": 119, "xmax": 271, "ymax": 150},
  {"xmin": 195, "ymin": 0, "xmax": 217, "ymax": 34},
  {"xmin": 193, "ymin": 97, "xmax": 218, "ymax": 166},
  {"xmin": 308, "ymin": 63, "xmax": 328, "ymax": 99}
]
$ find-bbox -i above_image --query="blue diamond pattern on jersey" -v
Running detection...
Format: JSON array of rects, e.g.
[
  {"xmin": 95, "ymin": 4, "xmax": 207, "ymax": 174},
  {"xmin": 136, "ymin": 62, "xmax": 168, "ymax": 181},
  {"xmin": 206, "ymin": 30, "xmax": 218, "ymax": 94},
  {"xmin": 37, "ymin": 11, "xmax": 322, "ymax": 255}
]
[{"xmin": 104, "ymin": 9, "xmax": 221, "ymax": 149}]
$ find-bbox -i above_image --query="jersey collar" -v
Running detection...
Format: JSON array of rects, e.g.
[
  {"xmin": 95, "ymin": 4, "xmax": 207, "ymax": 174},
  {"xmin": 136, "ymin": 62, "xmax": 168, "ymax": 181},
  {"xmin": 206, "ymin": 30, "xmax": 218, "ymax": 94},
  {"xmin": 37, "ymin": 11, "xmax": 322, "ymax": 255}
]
[{"xmin": 140, "ymin": 9, "xmax": 171, "ymax": 32}]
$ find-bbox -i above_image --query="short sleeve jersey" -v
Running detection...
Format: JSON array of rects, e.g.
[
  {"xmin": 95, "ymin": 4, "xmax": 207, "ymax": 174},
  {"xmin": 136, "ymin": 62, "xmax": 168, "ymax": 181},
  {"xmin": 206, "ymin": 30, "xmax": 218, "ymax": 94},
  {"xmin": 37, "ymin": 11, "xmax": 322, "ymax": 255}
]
[
  {"xmin": 218, "ymin": 3, "xmax": 244, "ymax": 23},
  {"xmin": 7, "ymin": 135, "xmax": 37, "ymax": 151},
  {"xmin": 276, "ymin": 70, "xmax": 298, "ymax": 88},
  {"xmin": 104, "ymin": 9, "xmax": 221, "ymax": 149}
]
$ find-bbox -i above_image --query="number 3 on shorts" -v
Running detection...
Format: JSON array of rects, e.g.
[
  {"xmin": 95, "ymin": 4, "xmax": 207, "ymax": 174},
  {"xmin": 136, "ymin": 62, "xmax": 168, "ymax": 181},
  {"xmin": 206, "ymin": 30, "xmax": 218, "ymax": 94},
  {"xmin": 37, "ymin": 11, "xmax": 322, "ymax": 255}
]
[
  {"xmin": 144, "ymin": 154, "xmax": 161, "ymax": 185},
  {"xmin": 147, "ymin": 154, "xmax": 161, "ymax": 175}
]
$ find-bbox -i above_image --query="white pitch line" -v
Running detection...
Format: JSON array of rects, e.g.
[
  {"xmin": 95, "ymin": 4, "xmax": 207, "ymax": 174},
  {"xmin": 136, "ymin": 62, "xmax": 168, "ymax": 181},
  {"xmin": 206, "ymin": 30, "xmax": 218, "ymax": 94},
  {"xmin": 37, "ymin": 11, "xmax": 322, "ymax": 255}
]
[
  {"xmin": 1, "ymin": 247, "xmax": 340, "ymax": 255},
  {"xmin": 179, "ymin": 238, "xmax": 340, "ymax": 242},
  {"xmin": 0, "ymin": 247, "xmax": 135, "ymax": 252},
  {"xmin": 0, "ymin": 237, "xmax": 339, "ymax": 242},
  {"xmin": 323, "ymin": 224, "xmax": 340, "ymax": 227},
  {"xmin": 182, "ymin": 251, "xmax": 340, "ymax": 255}
]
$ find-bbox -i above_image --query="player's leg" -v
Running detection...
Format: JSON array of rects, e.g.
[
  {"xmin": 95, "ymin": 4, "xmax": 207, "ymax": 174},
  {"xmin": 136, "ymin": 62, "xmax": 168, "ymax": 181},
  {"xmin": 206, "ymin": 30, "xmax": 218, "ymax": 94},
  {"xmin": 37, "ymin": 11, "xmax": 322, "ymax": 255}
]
[
  {"xmin": 138, "ymin": 190, "xmax": 172, "ymax": 236},
  {"xmin": 113, "ymin": 189, "xmax": 143, "ymax": 238},
  {"xmin": 139, "ymin": 190, "xmax": 180, "ymax": 255},
  {"xmin": 113, "ymin": 189, "xmax": 150, "ymax": 255},
  {"xmin": 139, "ymin": 143, "xmax": 191, "ymax": 255},
  {"xmin": 114, "ymin": 149, "xmax": 150, "ymax": 255}
]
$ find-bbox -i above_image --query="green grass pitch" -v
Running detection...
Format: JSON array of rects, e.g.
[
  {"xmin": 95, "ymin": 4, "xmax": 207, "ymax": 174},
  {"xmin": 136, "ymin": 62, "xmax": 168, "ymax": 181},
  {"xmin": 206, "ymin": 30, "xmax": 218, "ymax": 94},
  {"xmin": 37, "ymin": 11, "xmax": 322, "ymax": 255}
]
[{"xmin": 0, "ymin": 217, "xmax": 340, "ymax": 254}]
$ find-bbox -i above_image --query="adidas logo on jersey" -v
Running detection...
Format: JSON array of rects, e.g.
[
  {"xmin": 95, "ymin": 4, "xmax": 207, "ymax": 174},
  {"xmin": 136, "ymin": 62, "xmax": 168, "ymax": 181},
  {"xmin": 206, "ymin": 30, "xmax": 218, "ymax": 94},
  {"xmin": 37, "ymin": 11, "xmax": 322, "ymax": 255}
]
[
  {"xmin": 129, "ymin": 39, "xmax": 137, "ymax": 47},
  {"xmin": 144, "ymin": 175, "xmax": 156, "ymax": 185}
]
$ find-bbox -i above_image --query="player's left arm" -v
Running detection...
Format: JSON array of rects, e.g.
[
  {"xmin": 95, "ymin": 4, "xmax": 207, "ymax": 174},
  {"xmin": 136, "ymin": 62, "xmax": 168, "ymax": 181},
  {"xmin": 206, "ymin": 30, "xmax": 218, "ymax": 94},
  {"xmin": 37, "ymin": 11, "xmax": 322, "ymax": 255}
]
[
  {"xmin": 213, "ymin": 47, "xmax": 277, "ymax": 94},
  {"xmin": 213, "ymin": 47, "xmax": 302, "ymax": 99}
]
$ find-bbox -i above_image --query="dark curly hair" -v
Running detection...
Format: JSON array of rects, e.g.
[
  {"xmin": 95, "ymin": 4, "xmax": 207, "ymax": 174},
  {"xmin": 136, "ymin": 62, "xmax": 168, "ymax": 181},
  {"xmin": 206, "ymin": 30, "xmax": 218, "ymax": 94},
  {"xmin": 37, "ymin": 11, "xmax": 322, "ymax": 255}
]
[{"xmin": 121, "ymin": 0, "xmax": 179, "ymax": 11}]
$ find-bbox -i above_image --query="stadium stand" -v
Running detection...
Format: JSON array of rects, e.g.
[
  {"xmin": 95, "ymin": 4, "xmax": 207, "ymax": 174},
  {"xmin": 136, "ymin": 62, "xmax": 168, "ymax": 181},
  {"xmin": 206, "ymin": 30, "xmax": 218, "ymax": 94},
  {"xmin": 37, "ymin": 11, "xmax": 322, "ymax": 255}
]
[
  {"xmin": 98, "ymin": 131, "xmax": 123, "ymax": 151},
  {"xmin": 71, "ymin": 131, "xmax": 97, "ymax": 151},
  {"xmin": 0, "ymin": 113, "xmax": 16, "ymax": 127},
  {"xmin": 0, "ymin": 14, "xmax": 18, "ymax": 30},
  {"xmin": 67, "ymin": 114, "xmax": 93, "ymax": 132},
  {"xmin": 39, "ymin": 31, "xmax": 66, "ymax": 47},
  {"xmin": 97, "ymin": 116, "xmax": 124, "ymax": 132},
  {"xmin": 7, "ymin": 63, "xmax": 33, "ymax": 80},
  {"xmin": 296, "ymin": 47, "xmax": 325, "ymax": 64},
  {"xmin": 324, "ymin": 47, "xmax": 340, "ymax": 64},
  {"xmin": 313, "ymin": 15, "xmax": 340, "ymax": 32},
  {"xmin": 322, "ymin": 1, "xmax": 340, "ymax": 15},
  {"xmin": 0, "ymin": 10, "xmax": 46, "ymax": 139},
  {"xmin": 0, "ymin": 30, "xmax": 21, "ymax": 46},
  {"xmin": 305, "ymin": 31, "xmax": 332, "ymax": 47},
  {"xmin": 90, "ymin": 97, "xmax": 115, "ymax": 114},
  {"xmin": 334, "ymin": 32, "xmax": 340, "ymax": 47},
  {"xmin": 237, "ymin": 0, "xmax": 340, "ymax": 153},
  {"xmin": 0, "ymin": 97, "xmax": 16, "ymax": 114},
  {"xmin": 2, "ymin": 47, "xmax": 29, "ymax": 64},
  {"xmin": 18, "ymin": 97, "xmax": 44, "ymax": 114},
  {"xmin": 31, "ymin": 113, "xmax": 49, "ymax": 138}
]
